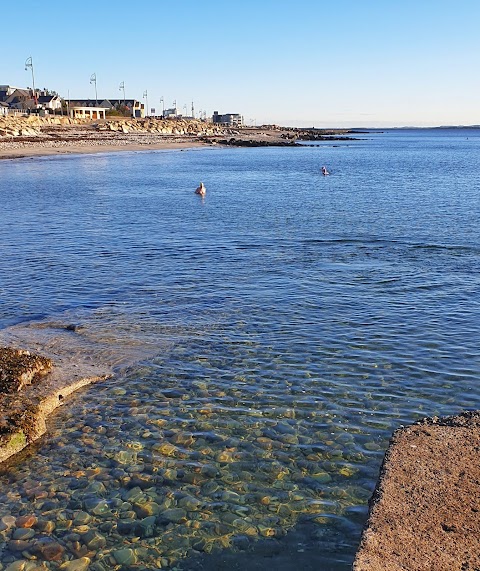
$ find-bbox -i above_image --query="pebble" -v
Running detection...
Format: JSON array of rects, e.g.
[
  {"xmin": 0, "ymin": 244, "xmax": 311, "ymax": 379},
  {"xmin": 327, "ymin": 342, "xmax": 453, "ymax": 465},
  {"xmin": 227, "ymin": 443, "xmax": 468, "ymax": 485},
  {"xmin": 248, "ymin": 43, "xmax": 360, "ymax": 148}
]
[
  {"xmin": 59, "ymin": 557, "xmax": 91, "ymax": 571},
  {"xmin": 15, "ymin": 516, "xmax": 37, "ymax": 529},
  {"xmin": 113, "ymin": 548, "xmax": 137, "ymax": 566}
]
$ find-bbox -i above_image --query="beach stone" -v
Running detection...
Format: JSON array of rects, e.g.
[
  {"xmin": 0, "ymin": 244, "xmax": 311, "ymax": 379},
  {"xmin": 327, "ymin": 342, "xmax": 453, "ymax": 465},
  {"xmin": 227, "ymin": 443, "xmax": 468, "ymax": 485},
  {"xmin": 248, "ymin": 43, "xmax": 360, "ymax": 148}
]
[
  {"xmin": 178, "ymin": 495, "xmax": 202, "ymax": 511},
  {"xmin": 2, "ymin": 515, "xmax": 17, "ymax": 528},
  {"xmin": 170, "ymin": 431, "xmax": 195, "ymax": 447},
  {"xmin": 83, "ymin": 497, "xmax": 110, "ymax": 516},
  {"xmin": 34, "ymin": 538, "xmax": 66, "ymax": 561},
  {"xmin": 135, "ymin": 516, "xmax": 157, "ymax": 538},
  {"xmin": 311, "ymin": 472, "xmax": 333, "ymax": 483},
  {"xmin": 15, "ymin": 515, "xmax": 37, "ymax": 528},
  {"xmin": 12, "ymin": 528, "xmax": 35, "ymax": 540},
  {"xmin": 129, "ymin": 473, "xmax": 154, "ymax": 489},
  {"xmin": 161, "ymin": 508, "xmax": 187, "ymax": 523},
  {"xmin": 5, "ymin": 562, "xmax": 27, "ymax": 571},
  {"xmin": 8, "ymin": 539, "xmax": 32, "ymax": 552},
  {"xmin": 123, "ymin": 486, "xmax": 144, "ymax": 503},
  {"xmin": 35, "ymin": 519, "xmax": 56, "ymax": 533},
  {"xmin": 73, "ymin": 511, "xmax": 92, "ymax": 525},
  {"xmin": 113, "ymin": 548, "xmax": 137, "ymax": 566},
  {"xmin": 85, "ymin": 481, "xmax": 107, "ymax": 495},
  {"xmin": 81, "ymin": 529, "xmax": 106, "ymax": 550},
  {"xmin": 59, "ymin": 557, "xmax": 91, "ymax": 571},
  {"xmin": 133, "ymin": 501, "xmax": 160, "ymax": 518},
  {"xmin": 117, "ymin": 519, "xmax": 136, "ymax": 535}
]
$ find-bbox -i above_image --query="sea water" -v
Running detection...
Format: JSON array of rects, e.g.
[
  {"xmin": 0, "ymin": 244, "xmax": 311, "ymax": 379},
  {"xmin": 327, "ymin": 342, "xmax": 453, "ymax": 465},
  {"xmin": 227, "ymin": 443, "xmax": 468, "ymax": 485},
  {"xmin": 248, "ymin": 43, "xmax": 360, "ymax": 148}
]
[{"xmin": 0, "ymin": 129, "xmax": 479, "ymax": 570}]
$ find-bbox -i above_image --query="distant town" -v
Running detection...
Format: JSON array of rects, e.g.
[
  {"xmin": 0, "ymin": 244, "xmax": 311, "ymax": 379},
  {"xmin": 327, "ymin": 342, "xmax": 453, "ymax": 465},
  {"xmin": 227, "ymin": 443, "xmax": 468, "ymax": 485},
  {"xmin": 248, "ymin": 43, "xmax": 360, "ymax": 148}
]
[{"xmin": 0, "ymin": 84, "xmax": 244, "ymax": 127}]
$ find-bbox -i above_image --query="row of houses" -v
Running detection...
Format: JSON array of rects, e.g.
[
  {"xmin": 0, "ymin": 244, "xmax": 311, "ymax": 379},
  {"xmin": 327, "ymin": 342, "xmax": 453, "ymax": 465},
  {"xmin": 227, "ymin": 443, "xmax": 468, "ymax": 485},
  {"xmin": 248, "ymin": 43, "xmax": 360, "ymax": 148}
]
[
  {"xmin": 0, "ymin": 84, "xmax": 244, "ymax": 125},
  {"xmin": 0, "ymin": 85, "xmax": 62, "ymax": 116}
]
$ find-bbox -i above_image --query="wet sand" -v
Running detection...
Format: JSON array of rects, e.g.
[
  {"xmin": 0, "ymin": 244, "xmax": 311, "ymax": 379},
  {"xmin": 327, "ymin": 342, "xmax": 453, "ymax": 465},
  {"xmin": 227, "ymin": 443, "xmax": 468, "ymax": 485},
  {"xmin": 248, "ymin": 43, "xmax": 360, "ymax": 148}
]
[{"xmin": 0, "ymin": 139, "xmax": 207, "ymax": 161}]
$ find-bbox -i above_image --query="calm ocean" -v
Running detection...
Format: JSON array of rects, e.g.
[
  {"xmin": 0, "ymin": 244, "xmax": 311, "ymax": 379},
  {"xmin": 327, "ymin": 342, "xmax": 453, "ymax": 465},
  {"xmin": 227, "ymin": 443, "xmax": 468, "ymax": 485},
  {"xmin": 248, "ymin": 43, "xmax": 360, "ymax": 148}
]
[{"xmin": 0, "ymin": 129, "xmax": 479, "ymax": 570}]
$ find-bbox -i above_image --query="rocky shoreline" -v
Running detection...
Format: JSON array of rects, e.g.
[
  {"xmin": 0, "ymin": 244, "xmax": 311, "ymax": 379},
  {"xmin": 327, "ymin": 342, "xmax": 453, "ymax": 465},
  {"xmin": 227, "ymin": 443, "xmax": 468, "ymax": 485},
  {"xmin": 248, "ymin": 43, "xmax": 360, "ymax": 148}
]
[
  {"xmin": 0, "ymin": 345, "xmax": 110, "ymax": 465},
  {"xmin": 0, "ymin": 116, "xmax": 358, "ymax": 159}
]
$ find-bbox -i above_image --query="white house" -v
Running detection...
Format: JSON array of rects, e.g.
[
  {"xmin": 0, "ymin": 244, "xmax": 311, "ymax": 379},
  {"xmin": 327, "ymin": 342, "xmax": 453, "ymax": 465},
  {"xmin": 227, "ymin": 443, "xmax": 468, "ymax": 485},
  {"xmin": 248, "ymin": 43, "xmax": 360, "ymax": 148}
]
[
  {"xmin": 37, "ymin": 94, "xmax": 62, "ymax": 112},
  {"xmin": 70, "ymin": 106, "xmax": 108, "ymax": 120}
]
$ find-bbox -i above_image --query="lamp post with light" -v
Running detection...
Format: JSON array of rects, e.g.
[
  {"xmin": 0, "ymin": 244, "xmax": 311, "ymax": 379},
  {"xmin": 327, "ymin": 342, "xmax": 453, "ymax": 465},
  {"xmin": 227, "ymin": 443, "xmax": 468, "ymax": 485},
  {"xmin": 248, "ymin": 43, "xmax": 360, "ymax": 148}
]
[
  {"xmin": 25, "ymin": 56, "xmax": 37, "ymax": 106},
  {"xmin": 143, "ymin": 90, "xmax": 148, "ymax": 118},
  {"xmin": 90, "ymin": 73, "xmax": 98, "ymax": 106},
  {"xmin": 119, "ymin": 81, "xmax": 126, "ymax": 107}
]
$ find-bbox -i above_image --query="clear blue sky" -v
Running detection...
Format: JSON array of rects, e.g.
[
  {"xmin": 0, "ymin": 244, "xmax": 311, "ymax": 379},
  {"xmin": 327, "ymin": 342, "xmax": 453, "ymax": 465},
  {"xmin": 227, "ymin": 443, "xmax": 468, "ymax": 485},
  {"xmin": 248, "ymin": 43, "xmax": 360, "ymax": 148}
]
[{"xmin": 3, "ymin": 0, "xmax": 479, "ymax": 127}]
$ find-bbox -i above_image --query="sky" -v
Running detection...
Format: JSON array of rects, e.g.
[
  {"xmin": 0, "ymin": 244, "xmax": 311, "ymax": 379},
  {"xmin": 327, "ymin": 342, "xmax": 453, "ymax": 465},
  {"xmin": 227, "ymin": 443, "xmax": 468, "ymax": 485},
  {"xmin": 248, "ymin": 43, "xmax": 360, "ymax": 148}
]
[{"xmin": 2, "ymin": 0, "xmax": 479, "ymax": 127}]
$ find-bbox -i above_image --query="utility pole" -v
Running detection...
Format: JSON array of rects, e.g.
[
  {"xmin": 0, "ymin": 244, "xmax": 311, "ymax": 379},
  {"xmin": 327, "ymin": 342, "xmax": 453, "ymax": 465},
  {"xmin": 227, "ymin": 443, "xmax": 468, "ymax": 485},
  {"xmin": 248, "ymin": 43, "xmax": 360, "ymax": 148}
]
[
  {"xmin": 25, "ymin": 56, "xmax": 37, "ymax": 105},
  {"xmin": 90, "ymin": 73, "xmax": 98, "ymax": 106}
]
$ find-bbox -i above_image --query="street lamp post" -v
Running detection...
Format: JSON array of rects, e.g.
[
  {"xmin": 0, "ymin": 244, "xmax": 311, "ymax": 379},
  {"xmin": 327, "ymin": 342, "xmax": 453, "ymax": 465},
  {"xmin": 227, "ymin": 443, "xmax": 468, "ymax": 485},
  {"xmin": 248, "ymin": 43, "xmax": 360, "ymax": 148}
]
[
  {"xmin": 90, "ymin": 73, "xmax": 98, "ymax": 106},
  {"xmin": 24, "ymin": 56, "xmax": 37, "ymax": 106},
  {"xmin": 119, "ymin": 81, "xmax": 126, "ymax": 108},
  {"xmin": 143, "ymin": 90, "xmax": 148, "ymax": 118}
]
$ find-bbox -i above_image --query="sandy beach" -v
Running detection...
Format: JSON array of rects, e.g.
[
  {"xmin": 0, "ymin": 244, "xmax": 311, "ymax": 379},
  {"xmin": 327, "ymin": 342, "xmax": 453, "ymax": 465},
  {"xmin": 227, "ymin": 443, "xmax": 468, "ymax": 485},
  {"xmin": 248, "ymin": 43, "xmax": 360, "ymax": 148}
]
[
  {"xmin": 0, "ymin": 116, "xmax": 355, "ymax": 161},
  {"xmin": 0, "ymin": 138, "xmax": 207, "ymax": 160}
]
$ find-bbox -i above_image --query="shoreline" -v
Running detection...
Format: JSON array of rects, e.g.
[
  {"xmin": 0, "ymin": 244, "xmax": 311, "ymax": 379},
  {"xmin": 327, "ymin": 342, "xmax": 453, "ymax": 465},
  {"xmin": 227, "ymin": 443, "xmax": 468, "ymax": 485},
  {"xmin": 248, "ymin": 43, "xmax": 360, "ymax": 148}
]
[
  {"xmin": 0, "ymin": 117, "xmax": 357, "ymax": 161},
  {"xmin": 0, "ymin": 138, "xmax": 209, "ymax": 161}
]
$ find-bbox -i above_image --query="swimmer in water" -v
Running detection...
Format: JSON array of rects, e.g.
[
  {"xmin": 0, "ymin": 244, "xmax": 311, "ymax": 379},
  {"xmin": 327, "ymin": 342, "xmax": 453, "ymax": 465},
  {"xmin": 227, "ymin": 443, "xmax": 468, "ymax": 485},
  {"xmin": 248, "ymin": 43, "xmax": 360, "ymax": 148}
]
[
  {"xmin": 195, "ymin": 182, "xmax": 206, "ymax": 196},
  {"xmin": 322, "ymin": 166, "xmax": 329, "ymax": 175}
]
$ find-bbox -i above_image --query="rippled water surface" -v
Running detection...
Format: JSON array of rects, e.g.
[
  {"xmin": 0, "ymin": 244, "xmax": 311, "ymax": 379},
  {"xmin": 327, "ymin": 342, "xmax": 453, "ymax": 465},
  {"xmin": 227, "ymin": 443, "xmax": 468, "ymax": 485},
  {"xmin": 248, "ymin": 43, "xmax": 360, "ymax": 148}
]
[{"xmin": 0, "ymin": 129, "xmax": 479, "ymax": 570}]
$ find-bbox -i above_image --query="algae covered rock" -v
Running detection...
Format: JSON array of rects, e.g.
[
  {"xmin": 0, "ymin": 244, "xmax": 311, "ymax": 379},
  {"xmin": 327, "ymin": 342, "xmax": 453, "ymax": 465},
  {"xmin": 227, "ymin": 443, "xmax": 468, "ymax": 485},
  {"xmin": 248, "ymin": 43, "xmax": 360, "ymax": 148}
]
[{"xmin": 0, "ymin": 347, "xmax": 53, "ymax": 393}]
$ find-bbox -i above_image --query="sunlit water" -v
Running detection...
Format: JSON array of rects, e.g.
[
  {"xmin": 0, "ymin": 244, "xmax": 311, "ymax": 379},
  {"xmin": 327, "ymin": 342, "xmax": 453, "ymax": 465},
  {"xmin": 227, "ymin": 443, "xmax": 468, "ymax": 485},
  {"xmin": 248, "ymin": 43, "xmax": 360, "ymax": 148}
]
[{"xmin": 0, "ymin": 129, "xmax": 479, "ymax": 570}]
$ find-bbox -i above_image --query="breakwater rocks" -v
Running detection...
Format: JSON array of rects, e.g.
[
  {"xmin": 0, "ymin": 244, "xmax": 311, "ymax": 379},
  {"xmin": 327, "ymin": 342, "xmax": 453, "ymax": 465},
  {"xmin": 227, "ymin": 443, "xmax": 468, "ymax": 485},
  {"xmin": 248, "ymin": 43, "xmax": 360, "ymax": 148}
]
[
  {"xmin": 294, "ymin": 129, "xmax": 360, "ymax": 141},
  {"xmin": 354, "ymin": 412, "xmax": 480, "ymax": 571},
  {"xmin": 0, "ymin": 116, "xmax": 228, "ymax": 140},
  {"xmin": 0, "ymin": 345, "xmax": 110, "ymax": 464},
  {"xmin": 213, "ymin": 137, "xmax": 298, "ymax": 147}
]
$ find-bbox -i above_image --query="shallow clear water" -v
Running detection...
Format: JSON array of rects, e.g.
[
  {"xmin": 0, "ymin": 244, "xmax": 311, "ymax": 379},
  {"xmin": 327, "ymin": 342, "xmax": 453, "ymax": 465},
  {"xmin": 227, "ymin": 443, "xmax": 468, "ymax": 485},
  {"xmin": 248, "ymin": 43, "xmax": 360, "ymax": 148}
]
[{"xmin": 0, "ymin": 129, "xmax": 479, "ymax": 570}]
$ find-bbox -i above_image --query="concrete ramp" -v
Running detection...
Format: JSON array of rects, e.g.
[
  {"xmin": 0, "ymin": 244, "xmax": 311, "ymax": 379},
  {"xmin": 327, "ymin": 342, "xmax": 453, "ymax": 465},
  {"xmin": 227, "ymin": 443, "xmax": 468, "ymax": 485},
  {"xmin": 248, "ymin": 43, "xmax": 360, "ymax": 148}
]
[{"xmin": 354, "ymin": 412, "xmax": 480, "ymax": 571}]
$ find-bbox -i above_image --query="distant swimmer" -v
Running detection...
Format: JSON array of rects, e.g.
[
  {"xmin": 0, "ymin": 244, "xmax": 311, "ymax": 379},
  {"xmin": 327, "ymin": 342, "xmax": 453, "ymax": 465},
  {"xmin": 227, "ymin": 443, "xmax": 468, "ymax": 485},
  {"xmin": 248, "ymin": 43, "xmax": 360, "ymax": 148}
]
[
  {"xmin": 322, "ymin": 166, "xmax": 329, "ymax": 176},
  {"xmin": 195, "ymin": 182, "xmax": 206, "ymax": 196}
]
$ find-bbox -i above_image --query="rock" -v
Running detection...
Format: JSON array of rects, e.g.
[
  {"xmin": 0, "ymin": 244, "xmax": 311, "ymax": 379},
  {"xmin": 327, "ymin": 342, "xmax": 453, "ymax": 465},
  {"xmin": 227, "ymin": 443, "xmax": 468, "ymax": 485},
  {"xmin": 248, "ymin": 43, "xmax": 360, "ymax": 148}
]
[
  {"xmin": 34, "ymin": 538, "xmax": 66, "ymax": 561},
  {"xmin": 8, "ymin": 539, "xmax": 32, "ymax": 552},
  {"xmin": 133, "ymin": 500, "xmax": 160, "ymax": 518},
  {"xmin": 81, "ymin": 529, "xmax": 106, "ymax": 550},
  {"xmin": 15, "ymin": 514, "xmax": 38, "ymax": 528},
  {"xmin": 12, "ymin": 528, "xmax": 35, "ymax": 540},
  {"xmin": 35, "ymin": 519, "xmax": 56, "ymax": 533},
  {"xmin": 59, "ymin": 557, "xmax": 91, "ymax": 571},
  {"xmin": 116, "ymin": 519, "xmax": 136, "ymax": 535},
  {"xmin": 160, "ymin": 508, "xmax": 187, "ymax": 523},
  {"xmin": 113, "ymin": 548, "xmax": 137, "ymax": 566},
  {"xmin": 135, "ymin": 516, "xmax": 157, "ymax": 538},
  {"xmin": 0, "ymin": 348, "xmax": 53, "ymax": 394},
  {"xmin": 5, "ymin": 562, "xmax": 28, "ymax": 571},
  {"xmin": 73, "ymin": 511, "xmax": 92, "ymax": 525}
]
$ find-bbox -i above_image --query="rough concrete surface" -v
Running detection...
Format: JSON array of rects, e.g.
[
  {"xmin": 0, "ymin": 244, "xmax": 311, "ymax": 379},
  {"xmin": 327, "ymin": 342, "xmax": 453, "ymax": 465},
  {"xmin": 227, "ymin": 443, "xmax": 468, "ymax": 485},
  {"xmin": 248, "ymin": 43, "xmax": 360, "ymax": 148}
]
[{"xmin": 354, "ymin": 412, "xmax": 480, "ymax": 571}]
